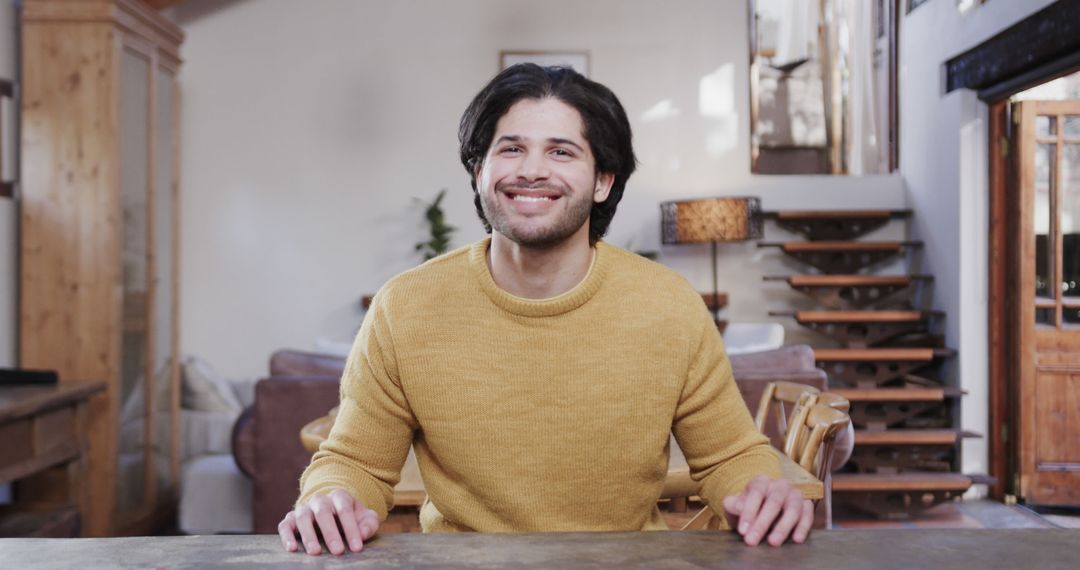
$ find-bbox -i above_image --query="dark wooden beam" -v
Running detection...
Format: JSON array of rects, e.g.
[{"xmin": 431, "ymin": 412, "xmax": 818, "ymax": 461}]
[
  {"xmin": 0, "ymin": 79, "xmax": 12, "ymax": 198},
  {"xmin": 945, "ymin": 0, "xmax": 1080, "ymax": 95},
  {"xmin": 987, "ymin": 100, "xmax": 1008, "ymax": 500},
  {"xmin": 141, "ymin": 0, "xmax": 188, "ymax": 10}
]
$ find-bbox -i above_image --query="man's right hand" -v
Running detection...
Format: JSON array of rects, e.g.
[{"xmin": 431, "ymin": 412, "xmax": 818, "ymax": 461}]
[{"xmin": 278, "ymin": 489, "xmax": 380, "ymax": 556}]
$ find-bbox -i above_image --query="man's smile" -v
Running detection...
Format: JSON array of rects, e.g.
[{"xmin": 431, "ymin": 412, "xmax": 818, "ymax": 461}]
[{"xmin": 497, "ymin": 184, "xmax": 565, "ymax": 214}]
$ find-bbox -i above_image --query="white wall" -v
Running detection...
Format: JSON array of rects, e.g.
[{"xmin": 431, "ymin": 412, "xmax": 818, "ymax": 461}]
[
  {"xmin": 174, "ymin": 0, "xmax": 905, "ymax": 381},
  {"xmin": 899, "ymin": 0, "xmax": 1058, "ymax": 491},
  {"xmin": 0, "ymin": 0, "xmax": 17, "ymax": 369}
]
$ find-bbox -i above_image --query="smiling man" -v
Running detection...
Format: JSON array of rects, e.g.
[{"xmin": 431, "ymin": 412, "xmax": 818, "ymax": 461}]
[{"xmin": 279, "ymin": 64, "xmax": 813, "ymax": 556}]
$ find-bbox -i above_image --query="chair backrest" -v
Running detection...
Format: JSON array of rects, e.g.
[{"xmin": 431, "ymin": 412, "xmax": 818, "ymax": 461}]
[
  {"xmin": 816, "ymin": 391, "xmax": 850, "ymax": 413},
  {"xmin": 815, "ymin": 392, "xmax": 854, "ymax": 470},
  {"xmin": 780, "ymin": 391, "xmax": 820, "ymax": 460},
  {"xmin": 791, "ymin": 402, "xmax": 851, "ymax": 480},
  {"xmin": 753, "ymin": 380, "xmax": 822, "ymax": 442}
]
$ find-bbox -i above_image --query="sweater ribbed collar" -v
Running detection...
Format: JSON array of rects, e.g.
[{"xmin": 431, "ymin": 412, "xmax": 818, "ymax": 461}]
[{"xmin": 469, "ymin": 237, "xmax": 612, "ymax": 317}]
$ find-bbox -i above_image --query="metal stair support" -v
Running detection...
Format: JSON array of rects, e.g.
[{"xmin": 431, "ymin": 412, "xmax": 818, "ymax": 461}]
[
  {"xmin": 761, "ymin": 209, "xmax": 912, "ymax": 241},
  {"xmin": 758, "ymin": 241, "xmax": 923, "ymax": 273},
  {"xmin": 831, "ymin": 472, "xmax": 973, "ymax": 519},
  {"xmin": 763, "ymin": 274, "xmax": 933, "ymax": 309},
  {"xmin": 831, "ymin": 387, "xmax": 963, "ymax": 432},
  {"xmin": 770, "ymin": 309, "xmax": 944, "ymax": 347},
  {"xmin": 848, "ymin": 430, "xmax": 982, "ymax": 474},
  {"xmin": 813, "ymin": 348, "xmax": 956, "ymax": 388}
]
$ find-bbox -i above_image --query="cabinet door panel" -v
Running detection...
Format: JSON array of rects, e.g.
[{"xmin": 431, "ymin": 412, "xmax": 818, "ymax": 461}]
[
  {"xmin": 118, "ymin": 46, "xmax": 151, "ymax": 516},
  {"xmin": 152, "ymin": 65, "xmax": 178, "ymax": 493}
]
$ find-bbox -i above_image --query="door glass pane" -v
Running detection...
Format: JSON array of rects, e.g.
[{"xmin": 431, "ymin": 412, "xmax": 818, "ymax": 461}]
[
  {"xmin": 1064, "ymin": 144, "xmax": 1080, "ymax": 298},
  {"xmin": 1064, "ymin": 306, "xmax": 1080, "ymax": 326},
  {"xmin": 1036, "ymin": 306, "xmax": 1055, "ymax": 325},
  {"xmin": 1036, "ymin": 115, "xmax": 1057, "ymax": 138},
  {"xmin": 119, "ymin": 48, "xmax": 150, "ymax": 515},
  {"xmin": 153, "ymin": 66, "xmax": 176, "ymax": 494},
  {"xmin": 1065, "ymin": 115, "xmax": 1080, "ymax": 138},
  {"xmin": 1035, "ymin": 143, "xmax": 1055, "ymax": 299}
]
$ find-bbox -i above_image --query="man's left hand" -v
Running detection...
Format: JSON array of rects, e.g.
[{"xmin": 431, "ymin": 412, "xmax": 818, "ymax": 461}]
[{"xmin": 722, "ymin": 475, "xmax": 813, "ymax": 546}]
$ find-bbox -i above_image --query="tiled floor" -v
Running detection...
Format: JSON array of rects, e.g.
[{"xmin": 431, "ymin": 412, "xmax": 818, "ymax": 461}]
[{"xmin": 1034, "ymin": 509, "xmax": 1080, "ymax": 529}]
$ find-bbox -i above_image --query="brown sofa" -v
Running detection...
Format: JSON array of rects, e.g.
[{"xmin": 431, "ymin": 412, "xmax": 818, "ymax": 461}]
[{"xmin": 234, "ymin": 345, "xmax": 829, "ymax": 534}]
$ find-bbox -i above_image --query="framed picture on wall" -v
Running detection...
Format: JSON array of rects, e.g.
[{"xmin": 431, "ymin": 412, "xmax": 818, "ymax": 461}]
[{"xmin": 500, "ymin": 51, "xmax": 590, "ymax": 78}]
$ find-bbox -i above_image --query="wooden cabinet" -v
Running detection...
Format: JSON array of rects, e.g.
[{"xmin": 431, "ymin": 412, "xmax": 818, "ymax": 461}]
[
  {"xmin": 19, "ymin": 0, "xmax": 183, "ymax": 536},
  {"xmin": 0, "ymin": 381, "xmax": 105, "ymax": 537}
]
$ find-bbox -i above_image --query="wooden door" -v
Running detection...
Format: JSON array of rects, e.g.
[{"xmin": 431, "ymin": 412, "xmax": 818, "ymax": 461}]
[{"xmin": 1014, "ymin": 100, "xmax": 1080, "ymax": 507}]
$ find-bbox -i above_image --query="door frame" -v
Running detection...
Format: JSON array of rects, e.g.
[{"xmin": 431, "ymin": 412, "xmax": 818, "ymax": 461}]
[
  {"xmin": 987, "ymin": 99, "xmax": 1011, "ymax": 499},
  {"xmin": 987, "ymin": 73, "xmax": 1080, "ymax": 500}
]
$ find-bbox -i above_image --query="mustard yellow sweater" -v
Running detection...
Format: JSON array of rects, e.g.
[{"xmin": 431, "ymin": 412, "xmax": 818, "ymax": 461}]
[{"xmin": 297, "ymin": 238, "xmax": 779, "ymax": 532}]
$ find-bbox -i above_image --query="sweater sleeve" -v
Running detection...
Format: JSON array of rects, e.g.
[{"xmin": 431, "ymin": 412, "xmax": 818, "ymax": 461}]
[
  {"xmin": 296, "ymin": 295, "xmax": 418, "ymax": 520},
  {"xmin": 671, "ymin": 310, "xmax": 781, "ymax": 515}
]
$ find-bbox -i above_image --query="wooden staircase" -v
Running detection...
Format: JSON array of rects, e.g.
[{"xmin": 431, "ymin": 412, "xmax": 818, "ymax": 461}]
[
  {"xmin": 768, "ymin": 310, "xmax": 944, "ymax": 347},
  {"xmin": 761, "ymin": 208, "xmax": 985, "ymax": 519},
  {"xmin": 813, "ymin": 348, "xmax": 956, "ymax": 388},
  {"xmin": 761, "ymin": 209, "xmax": 912, "ymax": 241},
  {"xmin": 850, "ymin": 430, "xmax": 981, "ymax": 473},
  {"xmin": 763, "ymin": 275, "xmax": 934, "ymax": 309},
  {"xmin": 758, "ymin": 241, "xmax": 923, "ymax": 274}
]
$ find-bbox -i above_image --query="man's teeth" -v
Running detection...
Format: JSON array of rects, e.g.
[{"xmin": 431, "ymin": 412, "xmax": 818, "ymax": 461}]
[{"xmin": 512, "ymin": 195, "xmax": 553, "ymax": 202}]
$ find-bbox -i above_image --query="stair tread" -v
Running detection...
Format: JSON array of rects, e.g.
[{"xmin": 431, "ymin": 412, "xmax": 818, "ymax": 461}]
[
  {"xmin": 814, "ymin": 348, "xmax": 955, "ymax": 361},
  {"xmin": 832, "ymin": 472, "xmax": 973, "ymax": 492},
  {"xmin": 760, "ymin": 241, "xmax": 922, "ymax": 252},
  {"xmin": 832, "ymin": 387, "xmax": 963, "ymax": 401},
  {"xmin": 790, "ymin": 310, "xmax": 935, "ymax": 323},
  {"xmin": 766, "ymin": 275, "xmax": 933, "ymax": 286},
  {"xmin": 854, "ymin": 429, "xmax": 981, "ymax": 445},
  {"xmin": 763, "ymin": 209, "xmax": 912, "ymax": 220}
]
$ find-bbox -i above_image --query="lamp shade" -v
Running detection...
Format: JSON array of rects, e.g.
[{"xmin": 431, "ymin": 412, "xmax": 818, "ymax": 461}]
[{"xmin": 660, "ymin": 197, "xmax": 763, "ymax": 244}]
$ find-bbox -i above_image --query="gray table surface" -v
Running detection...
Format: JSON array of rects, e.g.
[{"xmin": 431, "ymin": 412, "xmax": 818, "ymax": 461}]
[{"xmin": 0, "ymin": 529, "xmax": 1076, "ymax": 569}]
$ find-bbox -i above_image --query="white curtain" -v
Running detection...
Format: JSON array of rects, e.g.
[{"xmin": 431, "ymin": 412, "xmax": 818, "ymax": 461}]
[
  {"xmin": 843, "ymin": 0, "xmax": 882, "ymax": 174},
  {"xmin": 758, "ymin": 0, "xmax": 818, "ymax": 65},
  {"xmin": 774, "ymin": 0, "xmax": 816, "ymax": 65}
]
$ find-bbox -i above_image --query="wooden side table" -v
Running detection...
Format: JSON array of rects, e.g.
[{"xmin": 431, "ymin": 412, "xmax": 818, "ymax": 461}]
[
  {"xmin": 702, "ymin": 292, "xmax": 729, "ymax": 333},
  {"xmin": 0, "ymin": 381, "xmax": 105, "ymax": 537}
]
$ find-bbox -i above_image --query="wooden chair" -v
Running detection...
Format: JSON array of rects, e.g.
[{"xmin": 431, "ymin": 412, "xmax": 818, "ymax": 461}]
[
  {"xmin": 793, "ymin": 403, "xmax": 851, "ymax": 480},
  {"xmin": 781, "ymin": 391, "xmax": 823, "ymax": 460},
  {"xmin": 681, "ymin": 382, "xmax": 822, "ymax": 531},
  {"xmin": 809, "ymin": 391, "xmax": 852, "ymax": 470},
  {"xmin": 816, "ymin": 392, "xmax": 851, "ymax": 413},
  {"xmin": 681, "ymin": 399, "xmax": 850, "ymax": 531},
  {"xmin": 754, "ymin": 380, "xmax": 822, "ymax": 449},
  {"xmin": 299, "ymin": 406, "xmax": 427, "ymax": 507},
  {"xmin": 754, "ymin": 381, "xmax": 850, "ymax": 458},
  {"xmin": 754, "ymin": 382, "xmax": 851, "ymax": 467}
]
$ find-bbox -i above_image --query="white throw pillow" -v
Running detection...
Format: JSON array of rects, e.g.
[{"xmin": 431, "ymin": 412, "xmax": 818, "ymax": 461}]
[{"xmin": 181, "ymin": 355, "xmax": 243, "ymax": 413}]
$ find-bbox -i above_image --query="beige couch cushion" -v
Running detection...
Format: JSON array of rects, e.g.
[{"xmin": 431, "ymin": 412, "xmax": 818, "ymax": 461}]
[{"xmin": 182, "ymin": 355, "xmax": 243, "ymax": 413}]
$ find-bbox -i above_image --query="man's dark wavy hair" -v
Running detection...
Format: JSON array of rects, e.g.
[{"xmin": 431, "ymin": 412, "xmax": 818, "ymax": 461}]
[{"xmin": 458, "ymin": 64, "xmax": 637, "ymax": 245}]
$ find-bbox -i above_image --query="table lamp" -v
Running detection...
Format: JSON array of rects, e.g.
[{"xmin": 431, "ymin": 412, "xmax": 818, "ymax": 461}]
[{"xmin": 660, "ymin": 197, "xmax": 763, "ymax": 322}]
